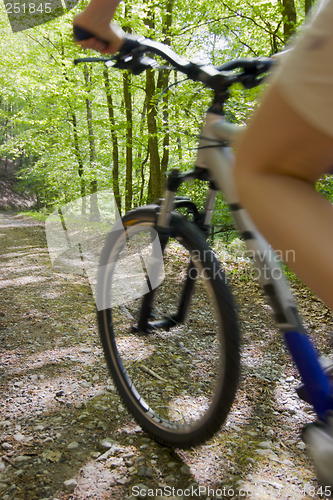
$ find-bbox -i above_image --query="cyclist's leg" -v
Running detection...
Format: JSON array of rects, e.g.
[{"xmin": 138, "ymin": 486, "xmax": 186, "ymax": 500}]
[{"xmin": 234, "ymin": 82, "xmax": 333, "ymax": 310}]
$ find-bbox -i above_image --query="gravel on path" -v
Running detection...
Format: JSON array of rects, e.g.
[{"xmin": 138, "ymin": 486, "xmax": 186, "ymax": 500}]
[{"xmin": 0, "ymin": 211, "xmax": 332, "ymax": 500}]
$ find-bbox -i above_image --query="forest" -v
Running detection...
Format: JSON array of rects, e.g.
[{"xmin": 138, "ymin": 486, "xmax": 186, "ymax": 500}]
[
  {"xmin": 0, "ymin": 0, "xmax": 331, "ymax": 228},
  {"xmin": 2, "ymin": 3, "xmax": 333, "ymax": 498}
]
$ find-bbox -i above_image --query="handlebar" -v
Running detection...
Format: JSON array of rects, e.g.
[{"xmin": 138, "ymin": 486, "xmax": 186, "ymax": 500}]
[{"xmin": 73, "ymin": 27, "xmax": 274, "ymax": 91}]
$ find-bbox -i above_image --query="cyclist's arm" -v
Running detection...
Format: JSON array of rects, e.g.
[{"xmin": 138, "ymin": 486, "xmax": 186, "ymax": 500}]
[{"xmin": 73, "ymin": 0, "xmax": 124, "ymax": 54}]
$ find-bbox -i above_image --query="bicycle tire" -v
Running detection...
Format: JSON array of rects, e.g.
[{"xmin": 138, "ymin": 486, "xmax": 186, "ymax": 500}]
[{"xmin": 97, "ymin": 206, "xmax": 240, "ymax": 448}]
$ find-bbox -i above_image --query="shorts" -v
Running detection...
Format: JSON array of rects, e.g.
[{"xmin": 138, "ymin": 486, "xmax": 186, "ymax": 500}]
[{"xmin": 273, "ymin": 0, "xmax": 333, "ymax": 138}]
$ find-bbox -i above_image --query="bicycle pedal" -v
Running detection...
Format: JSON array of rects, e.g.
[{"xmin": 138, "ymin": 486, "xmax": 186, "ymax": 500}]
[
  {"xmin": 302, "ymin": 420, "xmax": 333, "ymax": 487},
  {"xmin": 296, "ymin": 356, "xmax": 333, "ymax": 404},
  {"xmin": 131, "ymin": 325, "xmax": 153, "ymax": 335}
]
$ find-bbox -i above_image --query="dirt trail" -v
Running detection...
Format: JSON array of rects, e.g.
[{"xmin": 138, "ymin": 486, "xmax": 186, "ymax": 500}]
[{"xmin": 0, "ymin": 211, "xmax": 332, "ymax": 500}]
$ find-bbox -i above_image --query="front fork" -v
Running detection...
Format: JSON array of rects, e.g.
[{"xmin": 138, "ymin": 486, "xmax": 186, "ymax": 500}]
[
  {"xmin": 136, "ymin": 192, "xmax": 198, "ymax": 333},
  {"xmin": 136, "ymin": 173, "xmax": 216, "ymax": 334}
]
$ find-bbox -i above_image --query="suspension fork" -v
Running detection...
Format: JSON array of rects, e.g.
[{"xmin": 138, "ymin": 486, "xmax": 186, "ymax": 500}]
[
  {"xmin": 136, "ymin": 231, "xmax": 169, "ymax": 333},
  {"xmin": 161, "ymin": 185, "xmax": 218, "ymax": 327},
  {"xmin": 170, "ymin": 187, "xmax": 218, "ymax": 325},
  {"xmin": 156, "ymin": 187, "xmax": 199, "ymax": 327},
  {"xmin": 135, "ymin": 190, "xmax": 175, "ymax": 333},
  {"xmin": 139, "ymin": 259, "xmax": 197, "ymax": 333},
  {"xmin": 136, "ymin": 180, "xmax": 217, "ymax": 333}
]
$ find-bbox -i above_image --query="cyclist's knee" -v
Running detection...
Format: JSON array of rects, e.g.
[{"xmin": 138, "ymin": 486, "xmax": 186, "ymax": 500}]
[{"xmin": 235, "ymin": 83, "xmax": 333, "ymax": 191}]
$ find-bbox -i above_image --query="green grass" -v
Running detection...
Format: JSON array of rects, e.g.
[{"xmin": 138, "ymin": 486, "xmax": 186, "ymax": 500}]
[
  {"xmin": 280, "ymin": 262, "xmax": 300, "ymax": 284},
  {"xmin": 18, "ymin": 210, "xmax": 49, "ymax": 222}
]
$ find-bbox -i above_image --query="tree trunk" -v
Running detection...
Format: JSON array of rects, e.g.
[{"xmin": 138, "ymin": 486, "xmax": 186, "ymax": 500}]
[
  {"xmin": 136, "ymin": 102, "xmax": 147, "ymax": 164},
  {"xmin": 144, "ymin": 6, "xmax": 161, "ymax": 203},
  {"xmin": 103, "ymin": 68, "xmax": 121, "ymax": 215},
  {"xmin": 84, "ymin": 64, "xmax": 100, "ymax": 221},
  {"xmin": 305, "ymin": 0, "xmax": 313, "ymax": 15},
  {"xmin": 174, "ymin": 71, "xmax": 182, "ymax": 161},
  {"xmin": 71, "ymin": 112, "xmax": 86, "ymax": 216},
  {"xmin": 159, "ymin": 69, "xmax": 170, "ymax": 193},
  {"xmin": 36, "ymin": 189, "xmax": 41, "ymax": 211},
  {"xmin": 211, "ymin": 225, "xmax": 215, "ymax": 245},
  {"xmin": 282, "ymin": 0, "xmax": 296, "ymax": 42},
  {"xmin": 140, "ymin": 148, "xmax": 149, "ymax": 205},
  {"xmin": 146, "ymin": 69, "xmax": 161, "ymax": 202},
  {"xmin": 157, "ymin": 0, "xmax": 173, "ymax": 193},
  {"xmin": 148, "ymin": 173, "xmax": 152, "ymax": 202},
  {"xmin": 123, "ymin": 71, "xmax": 133, "ymax": 213}
]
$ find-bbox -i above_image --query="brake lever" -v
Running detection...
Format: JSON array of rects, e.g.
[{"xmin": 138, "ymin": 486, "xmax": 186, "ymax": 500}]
[
  {"xmin": 239, "ymin": 74, "xmax": 268, "ymax": 89},
  {"xmin": 74, "ymin": 28, "xmax": 156, "ymax": 74},
  {"xmin": 252, "ymin": 57, "xmax": 275, "ymax": 73},
  {"xmin": 74, "ymin": 56, "xmax": 114, "ymax": 65},
  {"xmin": 107, "ymin": 55, "xmax": 159, "ymax": 75},
  {"xmin": 238, "ymin": 57, "xmax": 274, "ymax": 89}
]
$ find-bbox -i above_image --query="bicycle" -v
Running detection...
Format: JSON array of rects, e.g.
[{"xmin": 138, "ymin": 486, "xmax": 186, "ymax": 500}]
[{"xmin": 74, "ymin": 30, "xmax": 333, "ymax": 487}]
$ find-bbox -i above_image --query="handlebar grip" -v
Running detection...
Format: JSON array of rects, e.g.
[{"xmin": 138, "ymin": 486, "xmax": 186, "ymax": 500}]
[
  {"xmin": 217, "ymin": 57, "xmax": 273, "ymax": 73},
  {"xmin": 73, "ymin": 26, "xmax": 142, "ymax": 54},
  {"xmin": 74, "ymin": 57, "xmax": 111, "ymax": 64},
  {"xmin": 73, "ymin": 25, "xmax": 110, "ymax": 44}
]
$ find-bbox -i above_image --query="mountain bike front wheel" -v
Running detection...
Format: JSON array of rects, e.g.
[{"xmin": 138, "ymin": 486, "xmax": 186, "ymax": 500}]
[{"xmin": 97, "ymin": 206, "xmax": 240, "ymax": 448}]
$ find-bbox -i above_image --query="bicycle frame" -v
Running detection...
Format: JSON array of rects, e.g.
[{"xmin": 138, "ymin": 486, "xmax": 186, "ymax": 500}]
[
  {"xmin": 73, "ymin": 34, "xmax": 333, "ymax": 480},
  {"xmin": 158, "ymin": 110, "xmax": 333, "ymax": 422}
]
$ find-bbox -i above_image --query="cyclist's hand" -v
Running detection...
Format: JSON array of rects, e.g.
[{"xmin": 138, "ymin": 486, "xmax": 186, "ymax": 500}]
[{"xmin": 73, "ymin": 14, "xmax": 125, "ymax": 54}]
